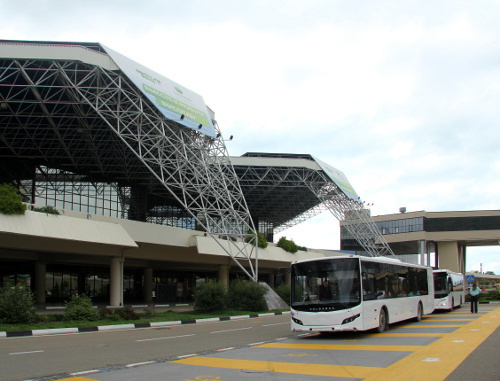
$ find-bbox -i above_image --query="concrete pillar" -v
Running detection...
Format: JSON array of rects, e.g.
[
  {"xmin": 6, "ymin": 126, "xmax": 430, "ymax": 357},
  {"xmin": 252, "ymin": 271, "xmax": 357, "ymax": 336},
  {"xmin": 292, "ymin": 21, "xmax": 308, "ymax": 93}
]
[
  {"xmin": 284, "ymin": 271, "xmax": 292, "ymax": 287},
  {"xmin": 35, "ymin": 262, "xmax": 46, "ymax": 306},
  {"xmin": 269, "ymin": 273, "xmax": 275, "ymax": 288},
  {"xmin": 110, "ymin": 257, "xmax": 123, "ymax": 307},
  {"xmin": 218, "ymin": 265, "xmax": 229, "ymax": 288},
  {"xmin": 458, "ymin": 244, "xmax": 466, "ymax": 274},
  {"xmin": 418, "ymin": 240, "xmax": 427, "ymax": 266},
  {"xmin": 143, "ymin": 267, "xmax": 153, "ymax": 304},
  {"xmin": 437, "ymin": 241, "xmax": 461, "ymax": 273}
]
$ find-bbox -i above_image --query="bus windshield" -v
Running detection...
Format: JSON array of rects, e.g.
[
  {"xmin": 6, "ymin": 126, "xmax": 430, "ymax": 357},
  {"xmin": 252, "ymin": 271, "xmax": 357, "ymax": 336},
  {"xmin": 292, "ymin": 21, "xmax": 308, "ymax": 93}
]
[
  {"xmin": 291, "ymin": 257, "xmax": 361, "ymax": 311},
  {"xmin": 434, "ymin": 272, "xmax": 450, "ymax": 298}
]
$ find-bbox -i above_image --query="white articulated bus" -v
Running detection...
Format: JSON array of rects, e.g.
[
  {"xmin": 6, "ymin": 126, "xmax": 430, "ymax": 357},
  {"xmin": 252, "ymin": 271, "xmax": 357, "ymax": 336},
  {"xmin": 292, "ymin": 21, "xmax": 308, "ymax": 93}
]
[
  {"xmin": 290, "ymin": 255, "xmax": 434, "ymax": 333},
  {"xmin": 433, "ymin": 269, "xmax": 465, "ymax": 311}
]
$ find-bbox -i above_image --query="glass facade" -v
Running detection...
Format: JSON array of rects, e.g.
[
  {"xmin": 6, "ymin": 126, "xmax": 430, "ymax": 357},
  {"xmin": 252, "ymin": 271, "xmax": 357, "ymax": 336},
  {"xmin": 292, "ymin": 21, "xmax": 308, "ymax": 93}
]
[
  {"xmin": 377, "ymin": 217, "xmax": 424, "ymax": 235},
  {"xmin": 426, "ymin": 216, "xmax": 500, "ymax": 232},
  {"xmin": 45, "ymin": 265, "xmax": 110, "ymax": 304},
  {"xmin": 373, "ymin": 216, "xmax": 500, "ymax": 236},
  {"xmin": 20, "ymin": 166, "xmax": 200, "ymax": 230}
]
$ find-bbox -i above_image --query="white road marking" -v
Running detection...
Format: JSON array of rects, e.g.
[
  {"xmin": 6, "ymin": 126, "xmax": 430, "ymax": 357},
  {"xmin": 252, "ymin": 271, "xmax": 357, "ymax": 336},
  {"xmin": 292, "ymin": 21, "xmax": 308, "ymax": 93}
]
[
  {"xmin": 126, "ymin": 361, "xmax": 155, "ymax": 367},
  {"xmin": 262, "ymin": 322, "xmax": 289, "ymax": 327},
  {"xmin": 9, "ymin": 350, "xmax": 44, "ymax": 355},
  {"xmin": 136, "ymin": 333, "xmax": 195, "ymax": 342},
  {"xmin": 70, "ymin": 369, "xmax": 100, "ymax": 376},
  {"xmin": 210, "ymin": 327, "xmax": 252, "ymax": 334},
  {"xmin": 176, "ymin": 353, "xmax": 197, "ymax": 359}
]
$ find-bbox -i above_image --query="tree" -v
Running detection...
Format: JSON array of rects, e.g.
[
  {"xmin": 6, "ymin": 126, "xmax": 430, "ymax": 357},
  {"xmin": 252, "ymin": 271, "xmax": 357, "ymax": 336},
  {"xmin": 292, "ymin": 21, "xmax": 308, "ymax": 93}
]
[{"xmin": 0, "ymin": 183, "xmax": 27, "ymax": 215}]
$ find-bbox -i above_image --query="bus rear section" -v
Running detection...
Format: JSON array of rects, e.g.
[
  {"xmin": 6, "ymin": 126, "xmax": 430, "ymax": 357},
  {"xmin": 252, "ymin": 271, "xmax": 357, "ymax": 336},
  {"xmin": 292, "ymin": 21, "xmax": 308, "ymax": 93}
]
[{"xmin": 291, "ymin": 255, "xmax": 434, "ymax": 333}]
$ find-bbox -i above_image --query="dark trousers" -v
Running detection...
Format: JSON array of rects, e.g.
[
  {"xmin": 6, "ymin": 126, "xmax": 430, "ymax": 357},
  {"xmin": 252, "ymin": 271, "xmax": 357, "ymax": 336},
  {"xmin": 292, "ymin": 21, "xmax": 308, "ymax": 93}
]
[{"xmin": 470, "ymin": 295, "xmax": 479, "ymax": 313}]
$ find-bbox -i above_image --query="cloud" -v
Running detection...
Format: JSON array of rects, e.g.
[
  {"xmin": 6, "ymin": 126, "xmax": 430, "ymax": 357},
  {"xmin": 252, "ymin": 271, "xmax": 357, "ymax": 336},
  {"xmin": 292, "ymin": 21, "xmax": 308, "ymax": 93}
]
[
  {"xmin": 467, "ymin": 247, "xmax": 500, "ymax": 275},
  {"xmin": 1, "ymin": 1, "xmax": 498, "ymax": 260}
]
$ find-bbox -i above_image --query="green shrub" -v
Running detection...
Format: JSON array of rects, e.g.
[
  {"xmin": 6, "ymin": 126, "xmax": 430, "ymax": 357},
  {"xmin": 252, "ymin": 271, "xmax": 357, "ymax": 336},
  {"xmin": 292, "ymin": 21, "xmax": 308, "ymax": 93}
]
[
  {"xmin": 245, "ymin": 231, "xmax": 268, "ymax": 249},
  {"xmin": 143, "ymin": 306, "xmax": 156, "ymax": 317},
  {"xmin": 63, "ymin": 295, "xmax": 99, "ymax": 321},
  {"xmin": 479, "ymin": 290, "xmax": 500, "ymax": 301},
  {"xmin": 98, "ymin": 308, "xmax": 115, "ymax": 320},
  {"xmin": 277, "ymin": 236, "xmax": 298, "ymax": 253},
  {"xmin": 227, "ymin": 278, "xmax": 268, "ymax": 312},
  {"xmin": 220, "ymin": 235, "xmax": 237, "ymax": 242},
  {"xmin": 0, "ymin": 183, "xmax": 27, "ymax": 215},
  {"xmin": 194, "ymin": 280, "xmax": 227, "ymax": 312},
  {"xmin": 465, "ymin": 289, "xmax": 500, "ymax": 302},
  {"xmin": 36, "ymin": 314, "xmax": 63, "ymax": 323},
  {"xmin": 33, "ymin": 205, "xmax": 60, "ymax": 215},
  {"xmin": 114, "ymin": 306, "xmax": 140, "ymax": 320},
  {"xmin": 275, "ymin": 283, "xmax": 291, "ymax": 305},
  {"xmin": 0, "ymin": 284, "xmax": 37, "ymax": 324},
  {"xmin": 98, "ymin": 309, "xmax": 121, "ymax": 321}
]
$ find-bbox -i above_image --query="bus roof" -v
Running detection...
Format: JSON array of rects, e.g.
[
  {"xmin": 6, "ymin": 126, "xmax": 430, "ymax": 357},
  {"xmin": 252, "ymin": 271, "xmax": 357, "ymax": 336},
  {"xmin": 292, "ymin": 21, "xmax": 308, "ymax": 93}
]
[
  {"xmin": 433, "ymin": 268, "xmax": 463, "ymax": 275},
  {"xmin": 291, "ymin": 254, "xmax": 430, "ymax": 269}
]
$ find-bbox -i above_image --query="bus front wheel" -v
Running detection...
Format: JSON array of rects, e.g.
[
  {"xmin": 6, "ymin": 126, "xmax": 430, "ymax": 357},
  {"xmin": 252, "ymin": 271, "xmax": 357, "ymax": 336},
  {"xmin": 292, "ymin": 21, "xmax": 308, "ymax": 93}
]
[{"xmin": 377, "ymin": 309, "xmax": 388, "ymax": 333}]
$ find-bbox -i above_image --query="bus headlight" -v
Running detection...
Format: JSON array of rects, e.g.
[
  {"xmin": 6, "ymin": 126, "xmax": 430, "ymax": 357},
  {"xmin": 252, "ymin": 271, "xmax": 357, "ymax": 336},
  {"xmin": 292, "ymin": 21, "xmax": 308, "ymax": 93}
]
[
  {"xmin": 342, "ymin": 314, "xmax": 360, "ymax": 325},
  {"xmin": 292, "ymin": 317, "xmax": 303, "ymax": 325}
]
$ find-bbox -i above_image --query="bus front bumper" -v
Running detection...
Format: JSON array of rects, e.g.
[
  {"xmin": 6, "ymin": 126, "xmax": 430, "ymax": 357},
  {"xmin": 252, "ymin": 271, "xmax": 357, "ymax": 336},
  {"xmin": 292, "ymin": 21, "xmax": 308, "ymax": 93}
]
[{"xmin": 291, "ymin": 313, "xmax": 361, "ymax": 333}]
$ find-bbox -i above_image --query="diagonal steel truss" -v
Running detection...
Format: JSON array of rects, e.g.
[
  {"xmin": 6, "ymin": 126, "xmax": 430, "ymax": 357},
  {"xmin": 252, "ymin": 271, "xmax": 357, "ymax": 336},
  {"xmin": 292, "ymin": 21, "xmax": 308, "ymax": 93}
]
[
  {"xmin": 308, "ymin": 178, "xmax": 395, "ymax": 257},
  {"xmin": 0, "ymin": 57, "xmax": 259, "ymax": 280},
  {"xmin": 233, "ymin": 161, "xmax": 329, "ymax": 232},
  {"xmin": 232, "ymin": 155, "xmax": 394, "ymax": 257},
  {"xmin": 273, "ymin": 203, "xmax": 329, "ymax": 234}
]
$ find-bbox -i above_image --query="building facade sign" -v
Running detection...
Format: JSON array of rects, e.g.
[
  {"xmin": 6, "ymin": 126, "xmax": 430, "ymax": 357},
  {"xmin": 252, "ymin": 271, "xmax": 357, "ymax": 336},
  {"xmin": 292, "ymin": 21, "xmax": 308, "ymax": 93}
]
[{"xmin": 104, "ymin": 46, "xmax": 216, "ymax": 138}]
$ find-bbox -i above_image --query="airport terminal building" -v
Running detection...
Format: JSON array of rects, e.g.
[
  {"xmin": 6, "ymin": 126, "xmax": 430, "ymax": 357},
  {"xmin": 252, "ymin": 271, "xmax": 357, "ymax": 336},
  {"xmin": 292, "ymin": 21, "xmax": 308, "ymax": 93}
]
[
  {"xmin": 0, "ymin": 40, "xmax": 380, "ymax": 308},
  {"xmin": 2, "ymin": 40, "xmax": 498, "ymax": 308}
]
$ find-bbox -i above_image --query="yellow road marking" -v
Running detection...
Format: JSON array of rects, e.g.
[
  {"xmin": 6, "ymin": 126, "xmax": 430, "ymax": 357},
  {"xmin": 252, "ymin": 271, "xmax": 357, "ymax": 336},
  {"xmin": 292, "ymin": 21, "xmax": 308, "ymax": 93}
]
[
  {"xmin": 172, "ymin": 356, "xmax": 377, "ymax": 378},
  {"xmin": 396, "ymin": 324, "xmax": 463, "ymax": 328},
  {"xmin": 423, "ymin": 318, "xmax": 474, "ymax": 321},
  {"xmin": 283, "ymin": 352, "xmax": 318, "ymax": 357},
  {"xmin": 173, "ymin": 308, "xmax": 499, "ymax": 380},
  {"xmin": 363, "ymin": 307, "xmax": 500, "ymax": 381},
  {"xmin": 256, "ymin": 342, "xmax": 421, "ymax": 352},
  {"xmin": 375, "ymin": 332, "xmax": 445, "ymax": 337}
]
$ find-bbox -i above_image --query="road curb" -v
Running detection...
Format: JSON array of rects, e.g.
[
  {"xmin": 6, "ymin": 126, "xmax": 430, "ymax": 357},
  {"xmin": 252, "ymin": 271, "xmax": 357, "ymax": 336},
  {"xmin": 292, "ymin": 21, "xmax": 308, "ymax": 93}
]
[{"xmin": 0, "ymin": 311, "xmax": 291, "ymax": 338}]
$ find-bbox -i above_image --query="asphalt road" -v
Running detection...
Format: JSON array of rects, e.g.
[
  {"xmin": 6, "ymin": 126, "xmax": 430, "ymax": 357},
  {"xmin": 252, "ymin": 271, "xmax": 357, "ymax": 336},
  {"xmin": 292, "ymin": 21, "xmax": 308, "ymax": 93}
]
[
  {"xmin": 1, "ymin": 306, "xmax": 498, "ymax": 381},
  {"xmin": 0, "ymin": 314, "xmax": 296, "ymax": 381}
]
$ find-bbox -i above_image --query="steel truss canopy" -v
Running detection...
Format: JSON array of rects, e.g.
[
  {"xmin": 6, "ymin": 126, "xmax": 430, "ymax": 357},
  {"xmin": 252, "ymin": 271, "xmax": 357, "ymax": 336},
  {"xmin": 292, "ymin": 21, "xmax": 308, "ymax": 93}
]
[
  {"xmin": 0, "ymin": 39, "xmax": 394, "ymax": 263},
  {"xmin": 230, "ymin": 153, "xmax": 395, "ymax": 257},
  {"xmin": 0, "ymin": 39, "xmax": 258, "ymax": 279}
]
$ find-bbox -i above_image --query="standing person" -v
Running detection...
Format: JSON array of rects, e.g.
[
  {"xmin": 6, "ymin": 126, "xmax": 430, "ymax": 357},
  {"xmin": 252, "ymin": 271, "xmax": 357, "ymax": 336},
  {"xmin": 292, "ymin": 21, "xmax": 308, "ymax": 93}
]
[{"xmin": 469, "ymin": 283, "xmax": 481, "ymax": 313}]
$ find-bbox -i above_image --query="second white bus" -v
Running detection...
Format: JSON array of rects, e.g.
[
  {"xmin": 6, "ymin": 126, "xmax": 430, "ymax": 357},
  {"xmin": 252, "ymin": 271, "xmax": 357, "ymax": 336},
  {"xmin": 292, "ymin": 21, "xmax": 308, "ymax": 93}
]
[
  {"xmin": 433, "ymin": 269, "xmax": 465, "ymax": 311},
  {"xmin": 291, "ymin": 255, "xmax": 435, "ymax": 333}
]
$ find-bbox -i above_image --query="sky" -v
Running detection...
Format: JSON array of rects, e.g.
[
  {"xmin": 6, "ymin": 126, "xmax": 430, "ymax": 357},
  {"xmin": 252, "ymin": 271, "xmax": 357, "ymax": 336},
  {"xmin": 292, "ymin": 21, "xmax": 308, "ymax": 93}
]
[{"xmin": 1, "ymin": 1, "xmax": 498, "ymax": 273}]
